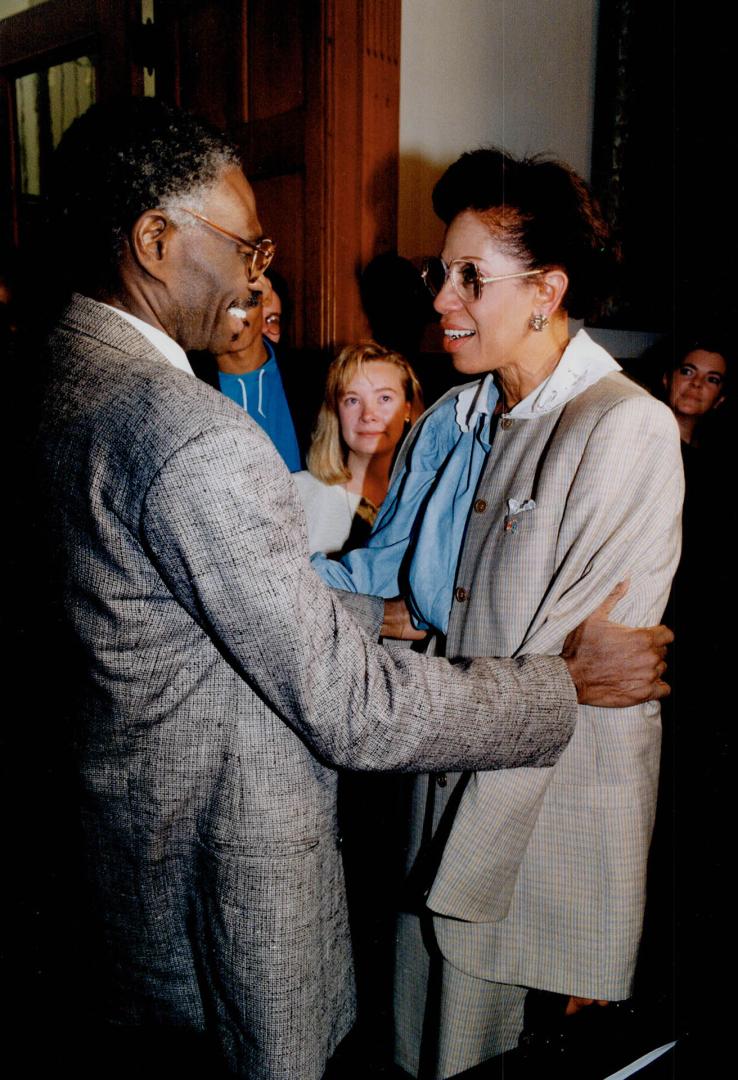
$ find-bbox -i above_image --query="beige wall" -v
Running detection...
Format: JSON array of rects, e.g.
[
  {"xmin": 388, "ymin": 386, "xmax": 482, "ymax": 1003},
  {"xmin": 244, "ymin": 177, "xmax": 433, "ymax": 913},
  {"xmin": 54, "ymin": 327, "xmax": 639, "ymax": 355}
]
[{"xmin": 399, "ymin": 0, "xmax": 598, "ymax": 259}]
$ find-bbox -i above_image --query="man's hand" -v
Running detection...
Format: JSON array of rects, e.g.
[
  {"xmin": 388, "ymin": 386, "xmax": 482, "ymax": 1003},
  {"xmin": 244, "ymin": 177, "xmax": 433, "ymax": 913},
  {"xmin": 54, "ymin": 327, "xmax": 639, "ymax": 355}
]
[
  {"xmin": 562, "ymin": 581, "xmax": 673, "ymax": 707},
  {"xmin": 565, "ymin": 996, "xmax": 609, "ymax": 1016},
  {"xmin": 380, "ymin": 598, "xmax": 427, "ymax": 641}
]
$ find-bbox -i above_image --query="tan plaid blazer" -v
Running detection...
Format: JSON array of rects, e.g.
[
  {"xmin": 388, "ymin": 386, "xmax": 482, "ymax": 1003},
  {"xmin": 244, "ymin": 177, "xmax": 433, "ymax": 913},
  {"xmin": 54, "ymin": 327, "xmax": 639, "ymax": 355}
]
[{"xmin": 418, "ymin": 369, "xmax": 684, "ymax": 1002}]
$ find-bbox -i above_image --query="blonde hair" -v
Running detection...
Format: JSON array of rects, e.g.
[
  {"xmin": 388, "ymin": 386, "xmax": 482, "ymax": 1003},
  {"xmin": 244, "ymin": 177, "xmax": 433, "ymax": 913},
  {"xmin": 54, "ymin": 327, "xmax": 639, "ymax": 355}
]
[{"xmin": 307, "ymin": 341, "xmax": 424, "ymax": 485}]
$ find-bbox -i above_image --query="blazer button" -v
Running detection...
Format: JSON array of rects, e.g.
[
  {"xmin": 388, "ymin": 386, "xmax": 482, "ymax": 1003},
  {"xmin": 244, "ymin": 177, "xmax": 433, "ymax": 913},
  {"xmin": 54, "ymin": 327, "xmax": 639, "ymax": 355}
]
[
  {"xmin": 437, "ymin": 773, "xmax": 448, "ymax": 788},
  {"xmin": 454, "ymin": 586, "xmax": 468, "ymax": 603},
  {"xmin": 473, "ymin": 498, "xmax": 487, "ymax": 513},
  {"xmin": 500, "ymin": 417, "xmax": 513, "ymax": 430}
]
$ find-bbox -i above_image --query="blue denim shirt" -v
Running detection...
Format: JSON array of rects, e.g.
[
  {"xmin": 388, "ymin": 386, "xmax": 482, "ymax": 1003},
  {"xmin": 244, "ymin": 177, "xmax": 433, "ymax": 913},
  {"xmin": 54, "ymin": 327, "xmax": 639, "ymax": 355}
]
[
  {"xmin": 312, "ymin": 375, "xmax": 498, "ymax": 632},
  {"xmin": 312, "ymin": 329, "xmax": 620, "ymax": 633}
]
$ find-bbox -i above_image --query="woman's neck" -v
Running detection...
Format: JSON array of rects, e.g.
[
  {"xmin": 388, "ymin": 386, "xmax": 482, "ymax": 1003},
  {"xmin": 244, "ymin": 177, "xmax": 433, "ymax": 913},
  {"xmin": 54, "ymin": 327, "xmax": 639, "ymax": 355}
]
[
  {"xmin": 674, "ymin": 412, "xmax": 699, "ymax": 445},
  {"xmin": 344, "ymin": 449, "xmax": 393, "ymax": 507},
  {"xmin": 496, "ymin": 319, "xmax": 570, "ymax": 411}
]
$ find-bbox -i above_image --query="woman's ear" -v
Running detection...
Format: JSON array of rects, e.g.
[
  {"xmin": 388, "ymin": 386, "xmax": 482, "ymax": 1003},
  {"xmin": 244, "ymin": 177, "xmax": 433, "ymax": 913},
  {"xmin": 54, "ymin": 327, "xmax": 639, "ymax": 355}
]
[{"xmin": 534, "ymin": 269, "xmax": 569, "ymax": 317}]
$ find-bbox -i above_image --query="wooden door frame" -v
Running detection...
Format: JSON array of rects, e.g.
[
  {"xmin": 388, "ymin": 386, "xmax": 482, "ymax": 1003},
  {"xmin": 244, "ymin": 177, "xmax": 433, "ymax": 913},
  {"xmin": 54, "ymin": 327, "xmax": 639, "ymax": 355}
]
[
  {"xmin": 153, "ymin": 0, "xmax": 401, "ymax": 352},
  {"xmin": 306, "ymin": 0, "xmax": 401, "ymax": 349},
  {"xmin": 0, "ymin": 0, "xmax": 145, "ymax": 255},
  {"xmin": 1, "ymin": 0, "xmax": 402, "ymax": 353}
]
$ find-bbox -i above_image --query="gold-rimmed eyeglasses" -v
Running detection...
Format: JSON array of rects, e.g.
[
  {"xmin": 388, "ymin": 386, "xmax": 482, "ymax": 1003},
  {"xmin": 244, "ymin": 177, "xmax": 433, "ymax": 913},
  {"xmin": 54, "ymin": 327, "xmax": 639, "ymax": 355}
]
[
  {"xmin": 181, "ymin": 208, "xmax": 276, "ymax": 282},
  {"xmin": 421, "ymin": 256, "xmax": 542, "ymax": 303}
]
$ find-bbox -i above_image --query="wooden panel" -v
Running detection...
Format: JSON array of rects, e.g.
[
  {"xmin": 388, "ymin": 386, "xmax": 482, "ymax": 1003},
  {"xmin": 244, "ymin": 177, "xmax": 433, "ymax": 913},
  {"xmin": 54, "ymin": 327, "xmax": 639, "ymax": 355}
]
[
  {"xmin": 236, "ymin": 107, "xmax": 305, "ymax": 180},
  {"xmin": 0, "ymin": 75, "xmax": 18, "ymax": 254},
  {"xmin": 301, "ymin": 0, "xmax": 328, "ymax": 351},
  {"xmin": 0, "ymin": 0, "xmax": 402, "ymax": 358},
  {"xmin": 248, "ymin": 0, "xmax": 305, "ymax": 119},
  {"xmin": 360, "ymin": 0, "xmax": 400, "ymax": 263},
  {"xmin": 326, "ymin": 0, "xmax": 365, "ymax": 346},
  {"xmin": 0, "ymin": 0, "xmax": 95, "ymax": 75},
  {"xmin": 156, "ymin": 0, "xmax": 245, "ymax": 129},
  {"xmin": 304, "ymin": 0, "xmax": 400, "ymax": 351},
  {"xmin": 95, "ymin": 0, "xmax": 143, "ymax": 100},
  {"xmin": 0, "ymin": 0, "xmax": 140, "ymax": 97},
  {"xmin": 250, "ymin": 170, "xmax": 304, "ymax": 344}
]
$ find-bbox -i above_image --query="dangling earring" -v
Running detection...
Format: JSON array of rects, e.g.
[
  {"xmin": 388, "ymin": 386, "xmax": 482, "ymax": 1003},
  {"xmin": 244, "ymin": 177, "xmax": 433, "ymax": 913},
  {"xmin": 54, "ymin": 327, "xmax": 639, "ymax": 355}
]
[{"xmin": 529, "ymin": 312, "xmax": 548, "ymax": 332}]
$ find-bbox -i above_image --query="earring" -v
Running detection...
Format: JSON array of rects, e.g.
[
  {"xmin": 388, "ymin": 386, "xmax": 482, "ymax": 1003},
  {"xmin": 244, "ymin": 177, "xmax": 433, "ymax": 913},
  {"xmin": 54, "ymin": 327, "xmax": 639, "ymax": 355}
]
[{"xmin": 529, "ymin": 312, "xmax": 548, "ymax": 332}]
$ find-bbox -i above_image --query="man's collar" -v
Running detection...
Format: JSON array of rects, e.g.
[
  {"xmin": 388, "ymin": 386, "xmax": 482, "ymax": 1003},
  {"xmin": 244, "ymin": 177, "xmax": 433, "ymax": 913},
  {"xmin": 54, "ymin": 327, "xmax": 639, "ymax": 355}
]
[{"xmin": 98, "ymin": 302, "xmax": 194, "ymax": 376}]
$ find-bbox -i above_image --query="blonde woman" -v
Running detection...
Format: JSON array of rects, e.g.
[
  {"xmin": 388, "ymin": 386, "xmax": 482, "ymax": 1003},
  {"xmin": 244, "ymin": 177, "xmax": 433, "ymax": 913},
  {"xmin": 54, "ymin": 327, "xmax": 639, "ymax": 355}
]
[{"xmin": 295, "ymin": 341, "xmax": 423, "ymax": 555}]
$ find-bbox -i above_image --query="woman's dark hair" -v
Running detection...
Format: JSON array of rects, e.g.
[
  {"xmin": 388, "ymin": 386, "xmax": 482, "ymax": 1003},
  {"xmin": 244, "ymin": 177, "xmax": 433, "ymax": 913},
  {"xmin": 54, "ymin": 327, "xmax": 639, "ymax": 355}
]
[
  {"xmin": 432, "ymin": 147, "xmax": 617, "ymax": 320},
  {"xmin": 637, "ymin": 330, "xmax": 733, "ymax": 403},
  {"xmin": 667, "ymin": 331, "xmax": 734, "ymax": 386}
]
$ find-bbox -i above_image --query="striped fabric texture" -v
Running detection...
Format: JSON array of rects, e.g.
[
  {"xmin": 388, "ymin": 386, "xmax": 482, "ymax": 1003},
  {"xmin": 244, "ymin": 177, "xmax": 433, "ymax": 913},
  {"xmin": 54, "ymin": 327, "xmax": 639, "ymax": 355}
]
[{"xmin": 394, "ymin": 363, "xmax": 684, "ymax": 1077}]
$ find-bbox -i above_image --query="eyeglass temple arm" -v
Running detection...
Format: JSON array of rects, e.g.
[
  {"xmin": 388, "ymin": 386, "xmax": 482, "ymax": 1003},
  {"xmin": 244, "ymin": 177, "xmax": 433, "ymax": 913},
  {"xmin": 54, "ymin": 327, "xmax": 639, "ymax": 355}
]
[
  {"xmin": 479, "ymin": 269, "xmax": 543, "ymax": 284},
  {"xmin": 181, "ymin": 207, "xmax": 273, "ymax": 254}
]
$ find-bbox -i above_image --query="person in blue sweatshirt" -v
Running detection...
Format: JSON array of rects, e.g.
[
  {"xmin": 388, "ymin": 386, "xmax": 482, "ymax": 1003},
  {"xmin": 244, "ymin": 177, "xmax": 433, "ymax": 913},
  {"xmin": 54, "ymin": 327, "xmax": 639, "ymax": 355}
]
[{"xmin": 190, "ymin": 283, "xmax": 302, "ymax": 471}]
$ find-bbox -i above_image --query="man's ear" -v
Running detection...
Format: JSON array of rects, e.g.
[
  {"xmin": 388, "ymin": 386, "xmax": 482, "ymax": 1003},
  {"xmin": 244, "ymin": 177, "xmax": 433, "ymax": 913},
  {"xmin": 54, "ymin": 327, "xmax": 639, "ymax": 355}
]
[
  {"xmin": 533, "ymin": 269, "xmax": 569, "ymax": 317},
  {"xmin": 129, "ymin": 210, "xmax": 175, "ymax": 282}
]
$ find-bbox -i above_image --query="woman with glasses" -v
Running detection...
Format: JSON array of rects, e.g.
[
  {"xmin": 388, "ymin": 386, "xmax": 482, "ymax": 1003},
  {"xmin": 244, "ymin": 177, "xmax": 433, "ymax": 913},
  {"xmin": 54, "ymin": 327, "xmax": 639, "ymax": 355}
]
[{"xmin": 313, "ymin": 147, "xmax": 684, "ymax": 1077}]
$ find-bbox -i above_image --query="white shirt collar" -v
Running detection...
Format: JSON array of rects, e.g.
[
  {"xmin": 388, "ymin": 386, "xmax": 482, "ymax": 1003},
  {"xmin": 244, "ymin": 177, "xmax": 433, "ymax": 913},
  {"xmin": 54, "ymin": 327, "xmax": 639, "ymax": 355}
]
[
  {"xmin": 455, "ymin": 373, "xmax": 495, "ymax": 432},
  {"xmin": 506, "ymin": 328, "xmax": 620, "ymax": 419},
  {"xmin": 100, "ymin": 303, "xmax": 194, "ymax": 376}
]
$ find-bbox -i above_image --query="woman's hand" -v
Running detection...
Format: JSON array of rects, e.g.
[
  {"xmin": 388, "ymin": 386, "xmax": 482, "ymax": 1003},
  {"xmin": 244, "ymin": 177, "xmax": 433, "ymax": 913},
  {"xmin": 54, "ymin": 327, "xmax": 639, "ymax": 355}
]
[
  {"xmin": 380, "ymin": 598, "xmax": 428, "ymax": 640},
  {"xmin": 562, "ymin": 580, "xmax": 673, "ymax": 706}
]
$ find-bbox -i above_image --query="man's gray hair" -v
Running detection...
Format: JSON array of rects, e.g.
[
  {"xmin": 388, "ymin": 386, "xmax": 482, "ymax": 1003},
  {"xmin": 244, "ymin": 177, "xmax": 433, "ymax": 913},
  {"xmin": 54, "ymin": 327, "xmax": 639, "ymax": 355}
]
[{"xmin": 50, "ymin": 97, "xmax": 240, "ymax": 295}]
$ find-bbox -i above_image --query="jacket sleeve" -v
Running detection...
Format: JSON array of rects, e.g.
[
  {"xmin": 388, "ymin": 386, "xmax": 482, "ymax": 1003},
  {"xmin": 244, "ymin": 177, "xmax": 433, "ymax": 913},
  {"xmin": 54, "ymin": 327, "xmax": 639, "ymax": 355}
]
[
  {"xmin": 140, "ymin": 419, "xmax": 578, "ymax": 773},
  {"xmin": 519, "ymin": 393, "xmax": 684, "ymax": 654}
]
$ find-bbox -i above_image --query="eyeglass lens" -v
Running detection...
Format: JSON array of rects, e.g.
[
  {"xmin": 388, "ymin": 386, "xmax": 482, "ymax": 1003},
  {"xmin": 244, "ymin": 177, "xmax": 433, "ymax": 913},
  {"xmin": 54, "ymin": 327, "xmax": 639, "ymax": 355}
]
[
  {"xmin": 422, "ymin": 257, "xmax": 481, "ymax": 301},
  {"xmin": 249, "ymin": 242, "xmax": 275, "ymax": 281}
]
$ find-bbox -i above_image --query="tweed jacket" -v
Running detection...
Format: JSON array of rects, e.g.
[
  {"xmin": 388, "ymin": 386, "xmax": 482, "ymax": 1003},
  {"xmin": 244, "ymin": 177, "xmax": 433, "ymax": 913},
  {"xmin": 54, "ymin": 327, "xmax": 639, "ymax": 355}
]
[
  {"xmin": 36, "ymin": 295, "xmax": 579, "ymax": 1079},
  {"xmin": 403, "ymin": 365, "xmax": 683, "ymax": 1002}
]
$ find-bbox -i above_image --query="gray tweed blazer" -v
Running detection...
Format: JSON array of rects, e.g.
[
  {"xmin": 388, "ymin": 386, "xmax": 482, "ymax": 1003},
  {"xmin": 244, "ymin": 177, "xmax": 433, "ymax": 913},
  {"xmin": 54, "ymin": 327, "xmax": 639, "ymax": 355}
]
[{"xmin": 37, "ymin": 295, "xmax": 578, "ymax": 1079}]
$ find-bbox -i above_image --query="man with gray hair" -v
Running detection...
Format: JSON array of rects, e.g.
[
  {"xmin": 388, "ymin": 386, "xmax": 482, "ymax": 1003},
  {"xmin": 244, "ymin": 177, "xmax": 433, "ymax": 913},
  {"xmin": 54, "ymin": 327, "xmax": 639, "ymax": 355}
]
[{"xmin": 37, "ymin": 98, "xmax": 671, "ymax": 1079}]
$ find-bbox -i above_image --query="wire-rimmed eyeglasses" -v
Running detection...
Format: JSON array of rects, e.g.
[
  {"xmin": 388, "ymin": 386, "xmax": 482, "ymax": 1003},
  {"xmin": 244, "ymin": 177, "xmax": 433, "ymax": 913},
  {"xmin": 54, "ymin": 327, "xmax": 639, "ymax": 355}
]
[
  {"xmin": 182, "ymin": 208, "xmax": 276, "ymax": 282},
  {"xmin": 421, "ymin": 256, "xmax": 542, "ymax": 303}
]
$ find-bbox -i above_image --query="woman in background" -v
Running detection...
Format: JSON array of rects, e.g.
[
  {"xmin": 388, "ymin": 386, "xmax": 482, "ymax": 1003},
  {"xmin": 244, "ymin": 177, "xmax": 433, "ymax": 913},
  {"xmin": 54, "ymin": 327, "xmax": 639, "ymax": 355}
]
[
  {"xmin": 638, "ymin": 335, "xmax": 731, "ymax": 1059},
  {"xmin": 296, "ymin": 341, "xmax": 424, "ymax": 1075},
  {"xmin": 295, "ymin": 341, "xmax": 423, "ymax": 556},
  {"xmin": 662, "ymin": 337, "xmax": 727, "ymax": 446}
]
